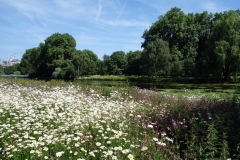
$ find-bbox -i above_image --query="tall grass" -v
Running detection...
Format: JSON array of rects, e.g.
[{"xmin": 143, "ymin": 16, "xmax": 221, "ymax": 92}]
[
  {"xmin": 130, "ymin": 87, "xmax": 240, "ymax": 159},
  {"xmin": 0, "ymin": 78, "xmax": 239, "ymax": 159}
]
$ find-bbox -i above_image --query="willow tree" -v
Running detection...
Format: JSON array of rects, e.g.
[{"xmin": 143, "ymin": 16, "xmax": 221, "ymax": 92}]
[{"xmin": 205, "ymin": 10, "xmax": 240, "ymax": 82}]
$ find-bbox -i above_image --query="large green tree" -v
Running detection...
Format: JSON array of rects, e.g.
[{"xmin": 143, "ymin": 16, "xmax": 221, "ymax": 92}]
[
  {"xmin": 19, "ymin": 47, "xmax": 40, "ymax": 74},
  {"xmin": 125, "ymin": 50, "xmax": 142, "ymax": 75},
  {"xmin": 204, "ymin": 10, "xmax": 240, "ymax": 82},
  {"xmin": 142, "ymin": 7, "xmax": 200, "ymax": 76},
  {"xmin": 101, "ymin": 54, "xmax": 111, "ymax": 75},
  {"xmin": 73, "ymin": 49, "xmax": 99, "ymax": 76},
  {"xmin": 108, "ymin": 51, "xmax": 127, "ymax": 75},
  {"xmin": 194, "ymin": 11, "xmax": 213, "ymax": 81},
  {"xmin": 38, "ymin": 33, "xmax": 76, "ymax": 79},
  {"xmin": 141, "ymin": 38, "xmax": 171, "ymax": 77},
  {"xmin": 181, "ymin": 13, "xmax": 199, "ymax": 75},
  {"xmin": 170, "ymin": 46, "xmax": 184, "ymax": 77}
]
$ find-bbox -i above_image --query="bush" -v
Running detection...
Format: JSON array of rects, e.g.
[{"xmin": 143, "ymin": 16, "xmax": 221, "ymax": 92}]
[
  {"xmin": 52, "ymin": 67, "xmax": 61, "ymax": 78},
  {"xmin": 13, "ymin": 71, "xmax": 21, "ymax": 75}
]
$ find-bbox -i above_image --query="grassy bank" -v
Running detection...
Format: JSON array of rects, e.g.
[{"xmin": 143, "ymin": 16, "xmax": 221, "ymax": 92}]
[
  {"xmin": 0, "ymin": 79, "xmax": 239, "ymax": 159},
  {"xmin": 77, "ymin": 75, "xmax": 127, "ymax": 81}
]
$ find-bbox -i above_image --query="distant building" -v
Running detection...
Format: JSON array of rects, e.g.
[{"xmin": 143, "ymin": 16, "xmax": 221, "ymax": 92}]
[
  {"xmin": 2, "ymin": 59, "xmax": 21, "ymax": 67},
  {"xmin": 10, "ymin": 59, "xmax": 21, "ymax": 65}
]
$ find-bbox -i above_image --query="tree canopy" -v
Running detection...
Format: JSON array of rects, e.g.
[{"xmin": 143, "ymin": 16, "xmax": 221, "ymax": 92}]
[
  {"xmin": 39, "ymin": 33, "xmax": 76, "ymax": 79},
  {"xmin": 0, "ymin": 65, "xmax": 4, "ymax": 74},
  {"xmin": 125, "ymin": 50, "xmax": 142, "ymax": 75},
  {"xmin": 73, "ymin": 49, "xmax": 100, "ymax": 76},
  {"xmin": 141, "ymin": 38, "xmax": 171, "ymax": 76},
  {"xmin": 141, "ymin": 7, "xmax": 240, "ymax": 82},
  {"xmin": 203, "ymin": 10, "xmax": 240, "ymax": 82},
  {"xmin": 19, "ymin": 47, "xmax": 40, "ymax": 75},
  {"xmin": 17, "ymin": 8, "xmax": 240, "ymax": 82}
]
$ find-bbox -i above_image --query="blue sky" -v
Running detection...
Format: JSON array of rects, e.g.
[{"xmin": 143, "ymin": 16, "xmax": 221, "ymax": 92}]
[{"xmin": 0, "ymin": 0, "xmax": 239, "ymax": 62}]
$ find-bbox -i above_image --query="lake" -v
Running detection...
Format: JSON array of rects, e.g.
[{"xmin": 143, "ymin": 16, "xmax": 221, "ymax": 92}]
[
  {"xmin": 75, "ymin": 79, "xmax": 240, "ymax": 95},
  {"xmin": 1, "ymin": 75, "xmax": 239, "ymax": 94}
]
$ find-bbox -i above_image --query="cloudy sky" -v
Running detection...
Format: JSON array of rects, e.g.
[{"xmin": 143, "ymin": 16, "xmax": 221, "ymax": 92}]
[{"xmin": 0, "ymin": 0, "xmax": 239, "ymax": 61}]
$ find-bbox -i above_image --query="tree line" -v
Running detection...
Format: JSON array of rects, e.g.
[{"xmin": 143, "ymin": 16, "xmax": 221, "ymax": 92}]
[{"xmin": 1, "ymin": 7, "xmax": 240, "ymax": 82}]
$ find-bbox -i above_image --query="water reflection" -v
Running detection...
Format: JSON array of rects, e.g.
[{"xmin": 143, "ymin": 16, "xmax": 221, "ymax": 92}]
[
  {"xmin": 76, "ymin": 79, "xmax": 240, "ymax": 92},
  {"xmin": 0, "ymin": 75, "xmax": 28, "ymax": 79}
]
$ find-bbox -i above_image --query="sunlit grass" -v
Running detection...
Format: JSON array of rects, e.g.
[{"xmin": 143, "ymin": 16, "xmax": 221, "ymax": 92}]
[
  {"xmin": 0, "ymin": 79, "xmax": 239, "ymax": 159},
  {"xmin": 77, "ymin": 75, "xmax": 127, "ymax": 81}
]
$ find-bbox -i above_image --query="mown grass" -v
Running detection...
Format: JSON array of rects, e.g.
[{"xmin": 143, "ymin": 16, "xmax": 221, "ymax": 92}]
[
  {"xmin": 0, "ymin": 78, "xmax": 239, "ymax": 159},
  {"xmin": 77, "ymin": 75, "xmax": 127, "ymax": 81}
]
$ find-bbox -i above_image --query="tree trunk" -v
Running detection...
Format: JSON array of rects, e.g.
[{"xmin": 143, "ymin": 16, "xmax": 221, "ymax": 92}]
[{"xmin": 223, "ymin": 69, "xmax": 230, "ymax": 83}]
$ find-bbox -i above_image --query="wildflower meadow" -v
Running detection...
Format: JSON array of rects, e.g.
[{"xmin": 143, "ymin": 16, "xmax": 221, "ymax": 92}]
[{"xmin": 0, "ymin": 79, "xmax": 240, "ymax": 159}]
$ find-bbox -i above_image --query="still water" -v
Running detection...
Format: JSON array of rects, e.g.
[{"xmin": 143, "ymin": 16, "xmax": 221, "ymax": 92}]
[
  {"xmin": 0, "ymin": 75, "xmax": 28, "ymax": 79},
  {"xmin": 76, "ymin": 79, "xmax": 240, "ymax": 93}
]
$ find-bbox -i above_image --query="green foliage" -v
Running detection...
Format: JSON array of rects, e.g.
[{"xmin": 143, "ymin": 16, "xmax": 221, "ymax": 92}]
[
  {"xmin": 17, "ymin": 8, "xmax": 240, "ymax": 82},
  {"xmin": 125, "ymin": 50, "xmax": 142, "ymax": 75},
  {"xmin": 13, "ymin": 71, "xmax": 21, "ymax": 75},
  {"xmin": 38, "ymin": 33, "xmax": 76, "ymax": 79},
  {"xmin": 3, "ymin": 64, "xmax": 20, "ymax": 74},
  {"xmin": 142, "ymin": 7, "xmax": 199, "ymax": 76},
  {"xmin": 101, "ymin": 54, "xmax": 111, "ymax": 75},
  {"xmin": 109, "ymin": 51, "xmax": 127, "ymax": 75},
  {"xmin": 141, "ymin": 8, "xmax": 240, "ymax": 82},
  {"xmin": 58, "ymin": 60, "xmax": 75, "ymax": 79},
  {"xmin": 170, "ymin": 46, "xmax": 184, "ymax": 77},
  {"xmin": 141, "ymin": 93, "xmax": 240, "ymax": 159},
  {"xmin": 100, "ymin": 51, "xmax": 127, "ymax": 75},
  {"xmin": 73, "ymin": 49, "xmax": 100, "ymax": 76},
  {"xmin": 202, "ymin": 10, "xmax": 240, "ymax": 82},
  {"xmin": 235, "ymin": 9, "xmax": 240, "ymax": 16},
  {"xmin": 3, "ymin": 66, "xmax": 12, "ymax": 74},
  {"xmin": 52, "ymin": 67, "xmax": 61, "ymax": 78},
  {"xmin": 19, "ymin": 47, "xmax": 40, "ymax": 74},
  {"xmin": 141, "ymin": 38, "xmax": 171, "ymax": 76},
  {"xmin": 101, "ymin": 87, "xmax": 112, "ymax": 99},
  {"xmin": 0, "ymin": 64, "xmax": 4, "ymax": 74}
]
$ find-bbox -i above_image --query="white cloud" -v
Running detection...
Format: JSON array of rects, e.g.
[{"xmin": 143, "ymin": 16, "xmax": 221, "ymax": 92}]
[
  {"xmin": 4, "ymin": 0, "xmax": 48, "ymax": 21},
  {"xmin": 115, "ymin": 0, "xmax": 128, "ymax": 21},
  {"xmin": 98, "ymin": 18, "xmax": 150, "ymax": 28},
  {"xmin": 134, "ymin": 0, "xmax": 170, "ymax": 13},
  {"xmin": 53, "ymin": 0, "xmax": 73, "ymax": 9},
  {"xmin": 96, "ymin": 0, "xmax": 102, "ymax": 20}
]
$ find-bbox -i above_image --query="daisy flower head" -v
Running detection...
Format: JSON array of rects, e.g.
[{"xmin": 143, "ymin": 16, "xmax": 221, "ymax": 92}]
[
  {"xmin": 141, "ymin": 146, "xmax": 148, "ymax": 151},
  {"xmin": 122, "ymin": 149, "xmax": 130, "ymax": 154},
  {"xmin": 56, "ymin": 151, "xmax": 64, "ymax": 157},
  {"xmin": 127, "ymin": 154, "xmax": 134, "ymax": 160},
  {"xmin": 96, "ymin": 142, "xmax": 101, "ymax": 146}
]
